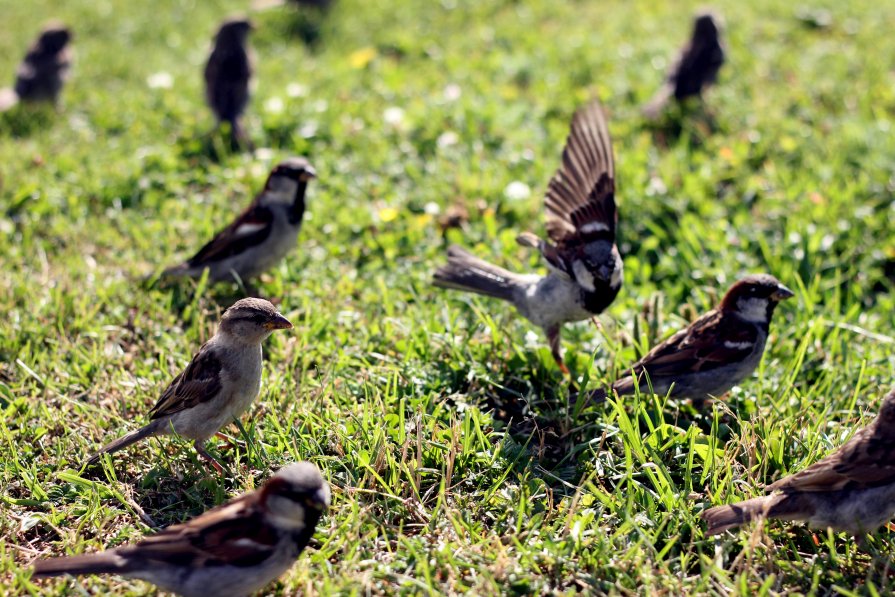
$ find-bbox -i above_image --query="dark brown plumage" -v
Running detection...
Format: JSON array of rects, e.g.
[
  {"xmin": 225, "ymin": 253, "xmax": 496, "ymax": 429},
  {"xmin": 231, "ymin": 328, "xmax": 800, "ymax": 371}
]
[
  {"xmin": 204, "ymin": 18, "xmax": 253, "ymax": 149},
  {"xmin": 643, "ymin": 12, "xmax": 725, "ymax": 118},
  {"xmin": 591, "ymin": 275, "xmax": 793, "ymax": 404},
  {"xmin": 703, "ymin": 389, "xmax": 895, "ymax": 537},
  {"xmin": 0, "ymin": 23, "xmax": 72, "ymax": 111}
]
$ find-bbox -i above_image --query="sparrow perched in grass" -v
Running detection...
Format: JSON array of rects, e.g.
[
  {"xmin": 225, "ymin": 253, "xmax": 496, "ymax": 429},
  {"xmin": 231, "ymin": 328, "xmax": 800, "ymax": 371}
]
[
  {"xmin": 85, "ymin": 298, "xmax": 293, "ymax": 472},
  {"xmin": 204, "ymin": 18, "xmax": 253, "ymax": 149},
  {"xmin": 33, "ymin": 461, "xmax": 330, "ymax": 597},
  {"xmin": 0, "ymin": 23, "xmax": 72, "ymax": 111},
  {"xmin": 161, "ymin": 158, "xmax": 315, "ymax": 285},
  {"xmin": 591, "ymin": 275, "xmax": 793, "ymax": 404},
  {"xmin": 643, "ymin": 12, "xmax": 725, "ymax": 118},
  {"xmin": 703, "ymin": 389, "xmax": 895, "ymax": 537},
  {"xmin": 433, "ymin": 100, "xmax": 622, "ymax": 373}
]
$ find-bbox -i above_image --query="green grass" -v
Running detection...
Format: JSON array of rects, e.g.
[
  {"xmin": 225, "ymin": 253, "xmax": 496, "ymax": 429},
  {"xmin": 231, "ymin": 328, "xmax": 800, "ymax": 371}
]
[{"xmin": 2, "ymin": 0, "xmax": 895, "ymax": 594}]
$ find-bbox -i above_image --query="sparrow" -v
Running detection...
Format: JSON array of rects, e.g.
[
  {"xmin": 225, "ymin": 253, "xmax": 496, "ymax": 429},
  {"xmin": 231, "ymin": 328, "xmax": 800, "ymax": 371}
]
[
  {"xmin": 85, "ymin": 298, "xmax": 293, "ymax": 472},
  {"xmin": 703, "ymin": 389, "xmax": 895, "ymax": 538},
  {"xmin": 33, "ymin": 461, "xmax": 330, "ymax": 597},
  {"xmin": 204, "ymin": 18, "xmax": 253, "ymax": 150},
  {"xmin": 591, "ymin": 275, "xmax": 793, "ymax": 404},
  {"xmin": 0, "ymin": 23, "xmax": 72, "ymax": 111},
  {"xmin": 433, "ymin": 100, "xmax": 622, "ymax": 373},
  {"xmin": 161, "ymin": 157, "xmax": 315, "ymax": 285},
  {"xmin": 643, "ymin": 12, "xmax": 725, "ymax": 118}
]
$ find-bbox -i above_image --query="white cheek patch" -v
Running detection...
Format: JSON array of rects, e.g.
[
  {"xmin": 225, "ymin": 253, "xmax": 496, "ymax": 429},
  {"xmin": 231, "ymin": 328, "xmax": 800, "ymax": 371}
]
[
  {"xmin": 233, "ymin": 222, "xmax": 268, "ymax": 237},
  {"xmin": 610, "ymin": 253, "xmax": 623, "ymax": 288},
  {"xmin": 572, "ymin": 260, "xmax": 596, "ymax": 292},
  {"xmin": 580, "ymin": 222, "xmax": 610, "ymax": 233},
  {"xmin": 736, "ymin": 297, "xmax": 769, "ymax": 323},
  {"xmin": 724, "ymin": 340, "xmax": 753, "ymax": 350}
]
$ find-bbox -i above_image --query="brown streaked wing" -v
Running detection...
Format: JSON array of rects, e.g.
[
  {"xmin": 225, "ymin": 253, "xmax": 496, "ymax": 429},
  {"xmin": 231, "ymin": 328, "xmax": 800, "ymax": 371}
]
[
  {"xmin": 187, "ymin": 203, "xmax": 274, "ymax": 266},
  {"xmin": 148, "ymin": 345, "xmax": 223, "ymax": 420},
  {"xmin": 766, "ymin": 427, "xmax": 895, "ymax": 492},
  {"xmin": 630, "ymin": 310, "xmax": 759, "ymax": 377},
  {"xmin": 544, "ymin": 100, "xmax": 615, "ymax": 242}
]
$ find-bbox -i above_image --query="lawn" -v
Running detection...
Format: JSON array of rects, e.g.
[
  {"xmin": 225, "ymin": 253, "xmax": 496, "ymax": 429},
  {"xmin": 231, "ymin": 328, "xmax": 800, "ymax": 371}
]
[{"xmin": 2, "ymin": 0, "xmax": 895, "ymax": 594}]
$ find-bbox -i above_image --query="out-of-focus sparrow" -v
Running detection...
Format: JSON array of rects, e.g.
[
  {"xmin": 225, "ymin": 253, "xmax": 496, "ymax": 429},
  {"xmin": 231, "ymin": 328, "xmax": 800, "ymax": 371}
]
[
  {"xmin": 703, "ymin": 389, "xmax": 895, "ymax": 537},
  {"xmin": 204, "ymin": 18, "xmax": 253, "ymax": 150},
  {"xmin": 591, "ymin": 275, "xmax": 793, "ymax": 404},
  {"xmin": 433, "ymin": 100, "xmax": 622, "ymax": 373},
  {"xmin": 643, "ymin": 12, "xmax": 725, "ymax": 118},
  {"xmin": 85, "ymin": 298, "xmax": 293, "ymax": 472},
  {"xmin": 0, "ymin": 23, "xmax": 72, "ymax": 112},
  {"xmin": 33, "ymin": 461, "xmax": 330, "ymax": 597},
  {"xmin": 161, "ymin": 158, "xmax": 315, "ymax": 285}
]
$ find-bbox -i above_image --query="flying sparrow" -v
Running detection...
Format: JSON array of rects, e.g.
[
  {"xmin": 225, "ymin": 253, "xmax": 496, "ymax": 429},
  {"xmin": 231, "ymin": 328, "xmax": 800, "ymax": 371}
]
[
  {"xmin": 204, "ymin": 18, "xmax": 253, "ymax": 150},
  {"xmin": 0, "ymin": 23, "xmax": 72, "ymax": 111},
  {"xmin": 433, "ymin": 100, "xmax": 622, "ymax": 373},
  {"xmin": 85, "ymin": 298, "xmax": 293, "ymax": 472},
  {"xmin": 160, "ymin": 157, "xmax": 315, "ymax": 285},
  {"xmin": 703, "ymin": 388, "xmax": 895, "ymax": 537},
  {"xmin": 33, "ymin": 461, "xmax": 330, "ymax": 597},
  {"xmin": 590, "ymin": 275, "xmax": 793, "ymax": 405},
  {"xmin": 643, "ymin": 12, "xmax": 725, "ymax": 118}
]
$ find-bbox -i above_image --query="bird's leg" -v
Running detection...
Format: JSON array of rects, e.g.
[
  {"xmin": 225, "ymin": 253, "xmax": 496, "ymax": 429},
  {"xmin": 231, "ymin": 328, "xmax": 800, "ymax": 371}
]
[
  {"xmin": 214, "ymin": 431, "xmax": 237, "ymax": 451},
  {"xmin": 194, "ymin": 441, "xmax": 225, "ymax": 473},
  {"xmin": 547, "ymin": 326, "xmax": 569, "ymax": 375}
]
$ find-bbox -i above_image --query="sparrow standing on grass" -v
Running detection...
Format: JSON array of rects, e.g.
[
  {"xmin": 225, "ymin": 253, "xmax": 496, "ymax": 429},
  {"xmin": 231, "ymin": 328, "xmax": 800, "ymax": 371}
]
[
  {"xmin": 0, "ymin": 23, "xmax": 72, "ymax": 111},
  {"xmin": 85, "ymin": 298, "xmax": 293, "ymax": 472},
  {"xmin": 433, "ymin": 100, "xmax": 622, "ymax": 373},
  {"xmin": 204, "ymin": 18, "xmax": 253, "ymax": 149},
  {"xmin": 591, "ymin": 275, "xmax": 793, "ymax": 404},
  {"xmin": 33, "ymin": 462, "xmax": 330, "ymax": 597},
  {"xmin": 703, "ymin": 389, "xmax": 895, "ymax": 538},
  {"xmin": 161, "ymin": 158, "xmax": 315, "ymax": 285},
  {"xmin": 643, "ymin": 12, "xmax": 725, "ymax": 118}
]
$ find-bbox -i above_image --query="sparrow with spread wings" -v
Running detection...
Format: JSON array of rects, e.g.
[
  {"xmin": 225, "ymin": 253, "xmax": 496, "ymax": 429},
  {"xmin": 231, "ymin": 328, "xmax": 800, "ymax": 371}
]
[
  {"xmin": 33, "ymin": 462, "xmax": 330, "ymax": 597},
  {"xmin": 160, "ymin": 157, "xmax": 315, "ymax": 285},
  {"xmin": 433, "ymin": 100, "xmax": 622, "ymax": 373},
  {"xmin": 85, "ymin": 298, "xmax": 293, "ymax": 472},
  {"xmin": 643, "ymin": 12, "xmax": 725, "ymax": 119},
  {"xmin": 703, "ymin": 389, "xmax": 895, "ymax": 538},
  {"xmin": 590, "ymin": 275, "xmax": 793, "ymax": 405}
]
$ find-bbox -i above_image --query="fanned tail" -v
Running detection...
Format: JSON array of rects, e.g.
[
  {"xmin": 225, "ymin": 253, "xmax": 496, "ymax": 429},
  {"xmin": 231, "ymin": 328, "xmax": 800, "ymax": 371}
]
[{"xmin": 433, "ymin": 245, "xmax": 522, "ymax": 303}]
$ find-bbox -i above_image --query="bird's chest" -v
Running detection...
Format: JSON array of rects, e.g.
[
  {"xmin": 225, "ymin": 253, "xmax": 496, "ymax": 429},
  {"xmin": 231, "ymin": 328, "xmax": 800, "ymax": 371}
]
[{"xmin": 221, "ymin": 347, "xmax": 263, "ymax": 418}]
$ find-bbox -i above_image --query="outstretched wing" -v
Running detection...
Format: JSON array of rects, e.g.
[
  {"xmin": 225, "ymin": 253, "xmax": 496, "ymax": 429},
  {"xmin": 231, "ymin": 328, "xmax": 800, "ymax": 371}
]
[{"xmin": 544, "ymin": 100, "xmax": 616, "ymax": 247}]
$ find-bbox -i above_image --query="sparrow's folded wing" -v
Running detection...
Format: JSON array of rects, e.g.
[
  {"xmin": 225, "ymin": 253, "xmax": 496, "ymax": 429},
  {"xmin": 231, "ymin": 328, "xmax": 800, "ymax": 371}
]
[
  {"xmin": 629, "ymin": 310, "xmax": 759, "ymax": 377},
  {"xmin": 122, "ymin": 497, "xmax": 280, "ymax": 568},
  {"xmin": 148, "ymin": 344, "xmax": 223, "ymax": 419},
  {"xmin": 186, "ymin": 204, "xmax": 274, "ymax": 266},
  {"xmin": 766, "ymin": 428, "xmax": 895, "ymax": 493}
]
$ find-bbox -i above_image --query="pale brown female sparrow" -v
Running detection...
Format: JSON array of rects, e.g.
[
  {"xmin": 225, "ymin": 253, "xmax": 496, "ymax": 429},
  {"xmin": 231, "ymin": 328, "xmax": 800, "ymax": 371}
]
[
  {"xmin": 33, "ymin": 462, "xmax": 330, "ymax": 597},
  {"xmin": 85, "ymin": 298, "xmax": 292, "ymax": 472}
]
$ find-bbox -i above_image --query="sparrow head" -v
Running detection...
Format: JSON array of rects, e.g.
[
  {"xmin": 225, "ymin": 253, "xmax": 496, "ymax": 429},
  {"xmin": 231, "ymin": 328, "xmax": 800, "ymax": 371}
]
[
  {"xmin": 219, "ymin": 297, "xmax": 293, "ymax": 342},
  {"xmin": 720, "ymin": 274, "xmax": 794, "ymax": 323},
  {"xmin": 573, "ymin": 241, "xmax": 623, "ymax": 292},
  {"xmin": 37, "ymin": 24, "xmax": 71, "ymax": 54},
  {"xmin": 261, "ymin": 462, "xmax": 331, "ymax": 532},
  {"xmin": 215, "ymin": 18, "xmax": 253, "ymax": 45},
  {"xmin": 262, "ymin": 158, "xmax": 316, "ymax": 209},
  {"xmin": 693, "ymin": 12, "xmax": 721, "ymax": 41}
]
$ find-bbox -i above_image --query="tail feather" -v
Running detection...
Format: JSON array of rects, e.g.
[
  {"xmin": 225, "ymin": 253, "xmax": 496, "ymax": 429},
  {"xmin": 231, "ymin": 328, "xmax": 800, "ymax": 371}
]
[
  {"xmin": 433, "ymin": 245, "xmax": 521, "ymax": 303},
  {"xmin": 702, "ymin": 494, "xmax": 786, "ymax": 536},
  {"xmin": 84, "ymin": 423, "xmax": 162, "ymax": 468},
  {"xmin": 33, "ymin": 552, "xmax": 130, "ymax": 578}
]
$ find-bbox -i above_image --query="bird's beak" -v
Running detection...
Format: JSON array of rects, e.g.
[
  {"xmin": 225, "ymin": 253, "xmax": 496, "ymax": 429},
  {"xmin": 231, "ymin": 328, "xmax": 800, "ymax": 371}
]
[
  {"xmin": 772, "ymin": 285, "xmax": 795, "ymax": 301},
  {"xmin": 299, "ymin": 167, "xmax": 317, "ymax": 182},
  {"xmin": 265, "ymin": 313, "xmax": 293, "ymax": 330},
  {"xmin": 309, "ymin": 486, "xmax": 331, "ymax": 510}
]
